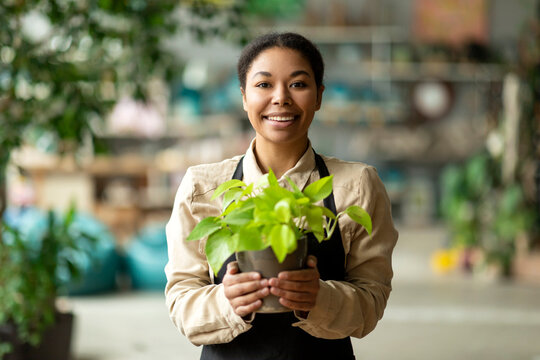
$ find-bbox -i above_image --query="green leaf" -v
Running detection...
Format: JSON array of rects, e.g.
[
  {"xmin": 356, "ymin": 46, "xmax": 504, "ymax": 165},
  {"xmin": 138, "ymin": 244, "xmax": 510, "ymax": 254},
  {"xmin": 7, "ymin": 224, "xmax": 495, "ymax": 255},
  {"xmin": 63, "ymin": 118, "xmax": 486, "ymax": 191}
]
[
  {"xmin": 236, "ymin": 227, "xmax": 267, "ymax": 251},
  {"xmin": 241, "ymin": 183, "xmax": 254, "ymax": 198},
  {"xmin": 222, "ymin": 187, "xmax": 243, "ymax": 211},
  {"xmin": 205, "ymin": 229, "xmax": 235, "ymax": 276},
  {"xmin": 303, "ymin": 175, "xmax": 333, "ymax": 202},
  {"xmin": 262, "ymin": 185, "xmax": 295, "ymax": 208},
  {"xmin": 285, "ymin": 176, "xmax": 303, "ymax": 196},
  {"xmin": 186, "ymin": 217, "xmax": 221, "ymax": 241},
  {"xmin": 267, "ymin": 168, "xmax": 279, "ymax": 187},
  {"xmin": 321, "ymin": 206, "xmax": 336, "ymax": 220},
  {"xmin": 223, "ymin": 207, "xmax": 254, "ymax": 226},
  {"xmin": 269, "ymin": 224, "xmax": 296, "ymax": 263},
  {"xmin": 211, "ymin": 179, "xmax": 246, "ymax": 200},
  {"xmin": 274, "ymin": 199, "xmax": 291, "ymax": 223},
  {"xmin": 254, "ymin": 208, "xmax": 275, "ymax": 225},
  {"xmin": 305, "ymin": 206, "xmax": 324, "ymax": 236},
  {"xmin": 345, "ymin": 206, "xmax": 372, "ymax": 235},
  {"xmin": 222, "ymin": 198, "xmax": 255, "ymax": 216}
]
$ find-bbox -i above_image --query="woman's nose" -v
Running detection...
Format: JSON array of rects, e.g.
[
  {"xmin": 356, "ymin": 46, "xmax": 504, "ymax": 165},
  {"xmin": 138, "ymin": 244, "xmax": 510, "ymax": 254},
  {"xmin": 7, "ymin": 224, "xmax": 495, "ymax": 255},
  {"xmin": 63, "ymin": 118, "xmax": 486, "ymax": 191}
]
[{"xmin": 272, "ymin": 85, "xmax": 291, "ymax": 106}]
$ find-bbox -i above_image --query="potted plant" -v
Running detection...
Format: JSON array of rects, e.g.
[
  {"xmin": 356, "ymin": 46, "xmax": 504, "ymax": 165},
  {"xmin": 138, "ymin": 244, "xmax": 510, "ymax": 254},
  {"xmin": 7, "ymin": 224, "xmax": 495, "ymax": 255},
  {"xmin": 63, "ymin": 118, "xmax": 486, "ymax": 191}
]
[
  {"xmin": 187, "ymin": 169, "xmax": 372, "ymax": 312},
  {"xmin": 439, "ymin": 152, "xmax": 536, "ymax": 277},
  {"xmin": 0, "ymin": 205, "xmax": 97, "ymax": 360}
]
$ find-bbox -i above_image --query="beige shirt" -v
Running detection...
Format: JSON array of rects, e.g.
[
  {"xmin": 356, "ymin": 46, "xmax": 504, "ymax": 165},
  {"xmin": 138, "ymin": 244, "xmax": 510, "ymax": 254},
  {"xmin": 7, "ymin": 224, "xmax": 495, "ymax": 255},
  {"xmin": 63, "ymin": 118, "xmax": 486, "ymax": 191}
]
[{"xmin": 165, "ymin": 140, "xmax": 398, "ymax": 346}]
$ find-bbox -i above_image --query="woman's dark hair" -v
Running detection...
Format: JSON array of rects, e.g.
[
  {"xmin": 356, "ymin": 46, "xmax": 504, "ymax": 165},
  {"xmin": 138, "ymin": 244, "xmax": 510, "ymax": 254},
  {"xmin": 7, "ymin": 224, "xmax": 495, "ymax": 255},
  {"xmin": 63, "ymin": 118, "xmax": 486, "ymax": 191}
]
[{"xmin": 237, "ymin": 32, "xmax": 325, "ymax": 90}]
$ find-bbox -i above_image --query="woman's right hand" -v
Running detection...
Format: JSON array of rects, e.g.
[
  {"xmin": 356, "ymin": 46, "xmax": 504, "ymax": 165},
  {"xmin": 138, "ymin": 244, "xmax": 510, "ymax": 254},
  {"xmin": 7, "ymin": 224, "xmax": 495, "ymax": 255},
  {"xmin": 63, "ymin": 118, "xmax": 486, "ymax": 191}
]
[{"xmin": 222, "ymin": 261, "xmax": 269, "ymax": 318}]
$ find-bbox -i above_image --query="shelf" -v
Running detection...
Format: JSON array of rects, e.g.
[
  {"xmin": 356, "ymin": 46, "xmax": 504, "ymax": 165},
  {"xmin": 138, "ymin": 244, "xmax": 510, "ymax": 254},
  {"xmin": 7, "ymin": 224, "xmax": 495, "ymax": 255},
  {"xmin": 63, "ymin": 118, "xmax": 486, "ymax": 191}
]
[
  {"xmin": 257, "ymin": 25, "xmax": 408, "ymax": 43},
  {"xmin": 326, "ymin": 62, "xmax": 504, "ymax": 83}
]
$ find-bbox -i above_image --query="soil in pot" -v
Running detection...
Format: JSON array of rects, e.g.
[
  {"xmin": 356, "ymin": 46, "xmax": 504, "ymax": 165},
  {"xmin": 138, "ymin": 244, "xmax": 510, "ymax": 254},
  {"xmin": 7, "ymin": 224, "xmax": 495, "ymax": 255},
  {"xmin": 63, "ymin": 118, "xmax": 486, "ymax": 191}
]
[{"xmin": 236, "ymin": 237, "xmax": 308, "ymax": 313}]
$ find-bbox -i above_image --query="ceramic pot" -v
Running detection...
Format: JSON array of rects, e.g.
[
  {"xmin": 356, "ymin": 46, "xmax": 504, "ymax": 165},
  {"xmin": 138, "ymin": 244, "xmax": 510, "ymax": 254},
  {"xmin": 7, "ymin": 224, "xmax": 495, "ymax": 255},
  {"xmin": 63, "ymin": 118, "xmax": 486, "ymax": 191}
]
[{"xmin": 236, "ymin": 237, "xmax": 308, "ymax": 313}]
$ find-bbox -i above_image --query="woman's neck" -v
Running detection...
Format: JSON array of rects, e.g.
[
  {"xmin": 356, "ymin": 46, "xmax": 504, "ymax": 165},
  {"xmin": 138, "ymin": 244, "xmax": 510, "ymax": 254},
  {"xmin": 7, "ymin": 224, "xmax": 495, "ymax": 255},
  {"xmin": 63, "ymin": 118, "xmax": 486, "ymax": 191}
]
[{"xmin": 253, "ymin": 137, "xmax": 309, "ymax": 179}]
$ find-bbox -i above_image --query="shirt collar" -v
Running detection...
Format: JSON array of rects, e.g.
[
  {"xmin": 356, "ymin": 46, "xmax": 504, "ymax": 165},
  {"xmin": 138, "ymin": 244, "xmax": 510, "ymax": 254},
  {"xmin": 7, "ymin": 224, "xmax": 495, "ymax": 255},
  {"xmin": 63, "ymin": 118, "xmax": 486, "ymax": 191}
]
[{"xmin": 242, "ymin": 138, "xmax": 317, "ymax": 191}]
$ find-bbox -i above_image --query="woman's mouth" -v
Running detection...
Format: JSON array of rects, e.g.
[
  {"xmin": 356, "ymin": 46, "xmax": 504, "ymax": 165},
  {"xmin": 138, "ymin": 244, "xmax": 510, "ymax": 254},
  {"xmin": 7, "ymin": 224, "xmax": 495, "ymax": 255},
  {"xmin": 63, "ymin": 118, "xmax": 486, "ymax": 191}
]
[{"xmin": 263, "ymin": 115, "xmax": 296, "ymax": 122}]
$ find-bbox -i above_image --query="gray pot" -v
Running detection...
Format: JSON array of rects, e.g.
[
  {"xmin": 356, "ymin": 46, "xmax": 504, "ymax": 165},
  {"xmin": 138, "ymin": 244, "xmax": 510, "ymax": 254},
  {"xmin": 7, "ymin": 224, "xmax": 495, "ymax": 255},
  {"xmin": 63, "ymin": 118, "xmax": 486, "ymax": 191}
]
[{"xmin": 236, "ymin": 236, "xmax": 308, "ymax": 313}]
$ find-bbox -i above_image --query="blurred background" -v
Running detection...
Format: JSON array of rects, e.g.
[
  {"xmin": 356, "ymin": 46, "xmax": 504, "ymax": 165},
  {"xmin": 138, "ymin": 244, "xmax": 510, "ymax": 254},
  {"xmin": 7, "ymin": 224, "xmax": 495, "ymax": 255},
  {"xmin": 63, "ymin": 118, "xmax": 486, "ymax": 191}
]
[{"xmin": 1, "ymin": 0, "xmax": 540, "ymax": 359}]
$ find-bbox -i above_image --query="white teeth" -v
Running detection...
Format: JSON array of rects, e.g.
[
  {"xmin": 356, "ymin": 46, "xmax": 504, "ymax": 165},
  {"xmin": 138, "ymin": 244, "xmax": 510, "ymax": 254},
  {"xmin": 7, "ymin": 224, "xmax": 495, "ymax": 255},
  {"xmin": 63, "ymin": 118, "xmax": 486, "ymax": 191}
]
[{"xmin": 266, "ymin": 116, "xmax": 294, "ymax": 121}]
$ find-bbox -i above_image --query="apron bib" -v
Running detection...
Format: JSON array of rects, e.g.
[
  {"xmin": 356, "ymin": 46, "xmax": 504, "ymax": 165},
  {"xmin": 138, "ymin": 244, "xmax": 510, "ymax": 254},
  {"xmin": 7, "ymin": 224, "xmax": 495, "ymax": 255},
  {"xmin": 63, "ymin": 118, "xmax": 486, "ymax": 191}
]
[{"xmin": 201, "ymin": 152, "xmax": 355, "ymax": 360}]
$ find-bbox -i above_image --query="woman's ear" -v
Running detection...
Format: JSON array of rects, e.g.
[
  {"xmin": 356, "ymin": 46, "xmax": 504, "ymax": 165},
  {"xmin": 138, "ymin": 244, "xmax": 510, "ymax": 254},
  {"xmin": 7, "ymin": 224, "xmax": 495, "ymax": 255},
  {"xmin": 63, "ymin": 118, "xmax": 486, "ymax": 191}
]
[
  {"xmin": 315, "ymin": 85, "xmax": 325, "ymax": 110},
  {"xmin": 241, "ymin": 87, "xmax": 248, "ymax": 112}
]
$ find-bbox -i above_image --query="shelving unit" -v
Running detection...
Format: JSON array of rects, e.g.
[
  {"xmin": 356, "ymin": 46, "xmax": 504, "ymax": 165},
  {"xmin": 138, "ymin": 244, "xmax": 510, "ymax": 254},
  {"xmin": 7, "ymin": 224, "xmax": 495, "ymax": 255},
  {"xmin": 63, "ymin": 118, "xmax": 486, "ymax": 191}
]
[{"xmin": 283, "ymin": 25, "xmax": 506, "ymax": 223}]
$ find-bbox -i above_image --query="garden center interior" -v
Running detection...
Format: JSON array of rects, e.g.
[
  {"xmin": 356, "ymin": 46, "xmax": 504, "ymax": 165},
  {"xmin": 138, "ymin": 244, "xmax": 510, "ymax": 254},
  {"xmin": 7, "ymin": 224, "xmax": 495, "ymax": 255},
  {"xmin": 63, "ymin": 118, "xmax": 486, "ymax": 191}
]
[{"xmin": 2, "ymin": 1, "xmax": 540, "ymax": 359}]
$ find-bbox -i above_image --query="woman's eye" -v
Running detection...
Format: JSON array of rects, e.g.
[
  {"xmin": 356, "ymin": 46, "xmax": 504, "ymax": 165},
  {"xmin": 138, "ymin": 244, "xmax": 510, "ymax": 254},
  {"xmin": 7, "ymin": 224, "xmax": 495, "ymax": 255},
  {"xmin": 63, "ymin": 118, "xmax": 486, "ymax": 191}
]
[
  {"xmin": 291, "ymin": 82, "xmax": 306, "ymax": 88},
  {"xmin": 256, "ymin": 82, "xmax": 270, "ymax": 88}
]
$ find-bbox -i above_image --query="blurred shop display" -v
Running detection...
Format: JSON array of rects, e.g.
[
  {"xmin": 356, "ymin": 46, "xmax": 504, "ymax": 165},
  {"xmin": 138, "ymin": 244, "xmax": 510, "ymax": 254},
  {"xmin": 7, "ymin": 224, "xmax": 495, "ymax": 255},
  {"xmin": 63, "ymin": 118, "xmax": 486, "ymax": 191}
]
[
  {"xmin": 434, "ymin": 3, "xmax": 540, "ymax": 282},
  {"xmin": 107, "ymin": 97, "xmax": 166, "ymax": 139},
  {"xmin": 413, "ymin": 0, "xmax": 488, "ymax": 46},
  {"xmin": 0, "ymin": 0, "xmax": 248, "ymax": 246},
  {"xmin": 0, "ymin": 205, "xmax": 98, "ymax": 359},
  {"xmin": 123, "ymin": 224, "xmax": 168, "ymax": 290},
  {"xmin": 437, "ymin": 72, "xmax": 539, "ymax": 281}
]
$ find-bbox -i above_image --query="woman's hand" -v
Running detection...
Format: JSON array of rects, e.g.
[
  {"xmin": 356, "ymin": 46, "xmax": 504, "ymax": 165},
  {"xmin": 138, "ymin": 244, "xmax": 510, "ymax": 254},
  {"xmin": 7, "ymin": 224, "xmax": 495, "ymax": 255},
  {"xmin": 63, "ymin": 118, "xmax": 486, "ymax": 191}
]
[
  {"xmin": 269, "ymin": 255, "xmax": 320, "ymax": 313},
  {"xmin": 222, "ymin": 261, "xmax": 269, "ymax": 318}
]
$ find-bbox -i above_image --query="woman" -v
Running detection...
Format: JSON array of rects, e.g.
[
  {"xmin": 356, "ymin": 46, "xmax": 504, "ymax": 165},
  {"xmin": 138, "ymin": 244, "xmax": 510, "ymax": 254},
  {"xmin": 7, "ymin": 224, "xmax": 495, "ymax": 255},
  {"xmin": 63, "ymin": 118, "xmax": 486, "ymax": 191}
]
[{"xmin": 165, "ymin": 32, "xmax": 398, "ymax": 360}]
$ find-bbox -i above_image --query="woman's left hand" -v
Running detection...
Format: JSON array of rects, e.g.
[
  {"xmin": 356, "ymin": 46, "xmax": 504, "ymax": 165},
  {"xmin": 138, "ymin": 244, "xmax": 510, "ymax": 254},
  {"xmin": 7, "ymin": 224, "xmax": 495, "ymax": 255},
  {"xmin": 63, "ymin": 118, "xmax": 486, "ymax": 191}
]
[{"xmin": 269, "ymin": 255, "xmax": 320, "ymax": 312}]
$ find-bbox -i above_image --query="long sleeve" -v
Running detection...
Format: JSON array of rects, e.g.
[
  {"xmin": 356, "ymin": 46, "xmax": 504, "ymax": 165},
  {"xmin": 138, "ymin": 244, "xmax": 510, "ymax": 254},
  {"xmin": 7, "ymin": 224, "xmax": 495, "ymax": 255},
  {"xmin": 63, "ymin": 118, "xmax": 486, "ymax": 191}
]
[
  {"xmin": 293, "ymin": 165, "xmax": 398, "ymax": 339},
  {"xmin": 164, "ymin": 168, "xmax": 252, "ymax": 346}
]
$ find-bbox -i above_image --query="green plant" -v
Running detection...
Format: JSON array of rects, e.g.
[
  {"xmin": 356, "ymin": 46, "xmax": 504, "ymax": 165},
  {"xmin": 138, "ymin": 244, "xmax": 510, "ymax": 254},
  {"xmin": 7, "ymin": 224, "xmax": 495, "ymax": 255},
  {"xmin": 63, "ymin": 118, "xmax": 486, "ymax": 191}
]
[
  {"xmin": 187, "ymin": 170, "xmax": 372, "ymax": 275},
  {"xmin": 440, "ymin": 152, "xmax": 536, "ymax": 274},
  {"xmin": 0, "ymin": 0, "xmax": 249, "ymax": 227},
  {"xmin": 0, "ymin": 205, "xmax": 96, "ymax": 357}
]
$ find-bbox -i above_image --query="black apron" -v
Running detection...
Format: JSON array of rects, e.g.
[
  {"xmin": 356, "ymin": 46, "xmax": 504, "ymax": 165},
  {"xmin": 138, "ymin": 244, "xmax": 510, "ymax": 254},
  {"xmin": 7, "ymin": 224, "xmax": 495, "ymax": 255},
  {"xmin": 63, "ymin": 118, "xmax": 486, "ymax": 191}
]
[{"xmin": 201, "ymin": 152, "xmax": 355, "ymax": 360}]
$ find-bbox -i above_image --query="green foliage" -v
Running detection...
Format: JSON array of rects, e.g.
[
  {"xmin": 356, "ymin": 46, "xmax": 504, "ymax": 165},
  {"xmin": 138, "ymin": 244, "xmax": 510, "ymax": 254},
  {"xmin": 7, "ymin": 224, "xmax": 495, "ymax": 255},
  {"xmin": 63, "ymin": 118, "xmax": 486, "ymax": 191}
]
[
  {"xmin": 188, "ymin": 170, "xmax": 372, "ymax": 275},
  {"xmin": 0, "ymin": 205, "xmax": 97, "ymax": 353},
  {"xmin": 440, "ymin": 152, "xmax": 536, "ymax": 274},
  {"xmin": 244, "ymin": 0, "xmax": 305, "ymax": 18},
  {"xmin": 0, "ymin": 0, "xmax": 248, "ymax": 178}
]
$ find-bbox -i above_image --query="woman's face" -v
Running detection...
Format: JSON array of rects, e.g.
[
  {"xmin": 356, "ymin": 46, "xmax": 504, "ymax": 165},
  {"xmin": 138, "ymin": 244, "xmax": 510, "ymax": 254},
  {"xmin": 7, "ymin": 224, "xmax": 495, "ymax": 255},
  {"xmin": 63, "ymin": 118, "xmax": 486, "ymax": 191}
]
[{"xmin": 241, "ymin": 47, "xmax": 324, "ymax": 147}]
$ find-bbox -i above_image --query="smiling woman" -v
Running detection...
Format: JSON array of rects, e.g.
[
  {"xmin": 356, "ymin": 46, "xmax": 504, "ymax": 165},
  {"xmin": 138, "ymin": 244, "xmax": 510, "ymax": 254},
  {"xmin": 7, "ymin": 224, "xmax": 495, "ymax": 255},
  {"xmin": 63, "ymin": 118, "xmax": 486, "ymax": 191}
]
[
  {"xmin": 241, "ymin": 47, "xmax": 324, "ymax": 176},
  {"xmin": 164, "ymin": 32, "xmax": 398, "ymax": 360}
]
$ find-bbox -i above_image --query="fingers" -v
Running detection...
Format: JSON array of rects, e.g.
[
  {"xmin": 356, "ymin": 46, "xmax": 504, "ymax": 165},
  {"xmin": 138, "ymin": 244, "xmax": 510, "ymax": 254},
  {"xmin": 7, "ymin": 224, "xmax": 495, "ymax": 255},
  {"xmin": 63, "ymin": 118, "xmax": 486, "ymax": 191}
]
[
  {"xmin": 306, "ymin": 255, "xmax": 317, "ymax": 268},
  {"xmin": 222, "ymin": 262, "xmax": 269, "ymax": 318},
  {"xmin": 268, "ymin": 255, "xmax": 320, "ymax": 312}
]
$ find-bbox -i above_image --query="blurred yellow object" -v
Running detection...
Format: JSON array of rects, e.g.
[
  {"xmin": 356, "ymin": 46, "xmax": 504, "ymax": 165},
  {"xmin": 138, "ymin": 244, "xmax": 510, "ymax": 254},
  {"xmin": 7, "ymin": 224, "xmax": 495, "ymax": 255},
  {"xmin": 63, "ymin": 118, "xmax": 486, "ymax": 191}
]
[{"xmin": 430, "ymin": 248, "xmax": 459, "ymax": 274}]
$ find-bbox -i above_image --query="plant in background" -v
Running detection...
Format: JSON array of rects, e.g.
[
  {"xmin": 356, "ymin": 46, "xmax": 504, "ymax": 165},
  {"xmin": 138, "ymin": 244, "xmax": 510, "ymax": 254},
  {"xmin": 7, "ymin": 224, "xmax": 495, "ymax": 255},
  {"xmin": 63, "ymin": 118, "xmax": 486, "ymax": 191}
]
[
  {"xmin": 0, "ymin": 205, "xmax": 97, "ymax": 357},
  {"xmin": 0, "ymin": 0, "xmax": 249, "ymax": 227},
  {"xmin": 440, "ymin": 154, "xmax": 494, "ymax": 250},
  {"xmin": 187, "ymin": 170, "xmax": 372, "ymax": 275},
  {"xmin": 440, "ymin": 152, "xmax": 536, "ymax": 275}
]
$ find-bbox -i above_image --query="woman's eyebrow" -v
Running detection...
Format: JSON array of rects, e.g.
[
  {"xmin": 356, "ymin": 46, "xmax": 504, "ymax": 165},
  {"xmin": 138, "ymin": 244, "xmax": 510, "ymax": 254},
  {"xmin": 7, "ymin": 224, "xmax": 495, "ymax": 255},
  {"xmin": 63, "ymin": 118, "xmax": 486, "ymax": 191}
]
[
  {"xmin": 251, "ymin": 70, "xmax": 311, "ymax": 79},
  {"xmin": 290, "ymin": 70, "xmax": 311, "ymax": 78},
  {"xmin": 252, "ymin": 71, "xmax": 271, "ymax": 79}
]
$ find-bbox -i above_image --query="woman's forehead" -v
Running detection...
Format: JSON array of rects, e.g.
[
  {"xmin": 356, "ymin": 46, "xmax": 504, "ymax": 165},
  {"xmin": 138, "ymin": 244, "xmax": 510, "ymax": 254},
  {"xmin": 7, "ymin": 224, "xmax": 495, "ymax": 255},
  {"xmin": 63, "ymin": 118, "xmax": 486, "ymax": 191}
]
[{"xmin": 248, "ymin": 47, "xmax": 313, "ymax": 75}]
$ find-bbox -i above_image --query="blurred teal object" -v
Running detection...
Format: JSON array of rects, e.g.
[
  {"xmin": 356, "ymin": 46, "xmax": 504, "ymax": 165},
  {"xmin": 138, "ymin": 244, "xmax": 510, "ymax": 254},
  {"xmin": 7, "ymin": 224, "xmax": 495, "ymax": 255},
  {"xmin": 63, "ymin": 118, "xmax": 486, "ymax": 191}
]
[
  {"xmin": 64, "ymin": 213, "xmax": 119, "ymax": 295},
  {"xmin": 3, "ymin": 206, "xmax": 48, "ymax": 255},
  {"xmin": 3, "ymin": 206, "xmax": 119, "ymax": 294},
  {"xmin": 124, "ymin": 224, "xmax": 168, "ymax": 290}
]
